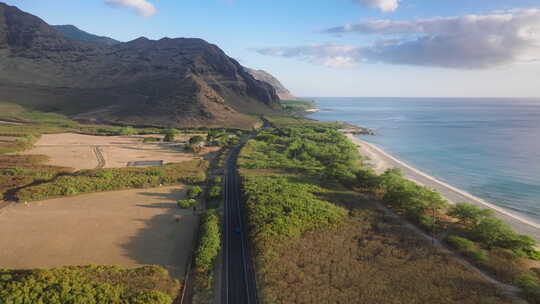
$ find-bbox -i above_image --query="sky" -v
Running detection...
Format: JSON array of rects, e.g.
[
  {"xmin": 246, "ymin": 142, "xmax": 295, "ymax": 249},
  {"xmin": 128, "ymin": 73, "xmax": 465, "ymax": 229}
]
[{"xmin": 4, "ymin": 0, "xmax": 540, "ymax": 98}]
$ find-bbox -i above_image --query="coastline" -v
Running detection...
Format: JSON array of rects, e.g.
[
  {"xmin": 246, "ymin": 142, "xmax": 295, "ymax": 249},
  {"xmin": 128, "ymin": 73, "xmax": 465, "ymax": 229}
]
[{"xmin": 345, "ymin": 133, "xmax": 540, "ymax": 243}]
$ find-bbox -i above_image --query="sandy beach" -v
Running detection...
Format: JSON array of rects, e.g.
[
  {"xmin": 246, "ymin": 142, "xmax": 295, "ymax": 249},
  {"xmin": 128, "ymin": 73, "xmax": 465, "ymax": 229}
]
[{"xmin": 346, "ymin": 133, "xmax": 540, "ymax": 243}]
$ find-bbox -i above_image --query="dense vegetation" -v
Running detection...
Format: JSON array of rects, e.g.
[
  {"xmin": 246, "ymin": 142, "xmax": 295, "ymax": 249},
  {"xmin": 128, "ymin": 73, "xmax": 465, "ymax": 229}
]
[
  {"xmin": 240, "ymin": 126, "xmax": 358, "ymax": 181},
  {"xmin": 0, "ymin": 155, "xmax": 72, "ymax": 200},
  {"xmin": 187, "ymin": 186, "xmax": 203, "ymax": 199},
  {"xmin": 238, "ymin": 122, "xmax": 536, "ymax": 303},
  {"xmin": 280, "ymin": 99, "xmax": 316, "ymax": 114},
  {"xmin": 242, "ymin": 175, "xmax": 347, "ymax": 264},
  {"xmin": 15, "ymin": 160, "xmax": 208, "ymax": 201},
  {"xmin": 0, "ymin": 265, "xmax": 180, "ymax": 304},
  {"xmin": 192, "ymin": 210, "xmax": 221, "ymax": 303}
]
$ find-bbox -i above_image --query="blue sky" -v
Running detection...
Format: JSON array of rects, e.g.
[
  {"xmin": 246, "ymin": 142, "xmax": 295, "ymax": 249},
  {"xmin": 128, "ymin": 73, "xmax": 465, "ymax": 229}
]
[{"xmin": 4, "ymin": 0, "xmax": 540, "ymax": 97}]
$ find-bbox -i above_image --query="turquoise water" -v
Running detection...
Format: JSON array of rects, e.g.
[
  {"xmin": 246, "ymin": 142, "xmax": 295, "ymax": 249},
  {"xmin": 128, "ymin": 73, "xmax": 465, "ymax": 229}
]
[{"xmin": 308, "ymin": 97, "xmax": 540, "ymax": 224}]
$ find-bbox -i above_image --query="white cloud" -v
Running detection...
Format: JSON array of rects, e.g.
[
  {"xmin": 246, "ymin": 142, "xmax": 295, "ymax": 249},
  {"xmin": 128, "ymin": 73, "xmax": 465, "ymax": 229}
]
[
  {"xmin": 104, "ymin": 0, "xmax": 157, "ymax": 17},
  {"xmin": 257, "ymin": 44, "xmax": 362, "ymax": 68},
  {"xmin": 353, "ymin": 0, "xmax": 399, "ymax": 13},
  {"xmin": 258, "ymin": 9, "xmax": 540, "ymax": 69}
]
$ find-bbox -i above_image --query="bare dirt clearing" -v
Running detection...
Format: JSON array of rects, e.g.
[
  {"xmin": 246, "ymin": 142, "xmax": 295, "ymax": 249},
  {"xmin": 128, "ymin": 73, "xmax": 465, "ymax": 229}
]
[
  {"xmin": 20, "ymin": 133, "xmax": 205, "ymax": 170},
  {"xmin": 0, "ymin": 186, "xmax": 198, "ymax": 278}
]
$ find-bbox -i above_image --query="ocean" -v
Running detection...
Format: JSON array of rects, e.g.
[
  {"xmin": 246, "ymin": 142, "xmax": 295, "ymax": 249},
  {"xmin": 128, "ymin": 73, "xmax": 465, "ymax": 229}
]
[{"xmin": 307, "ymin": 97, "xmax": 540, "ymax": 224}]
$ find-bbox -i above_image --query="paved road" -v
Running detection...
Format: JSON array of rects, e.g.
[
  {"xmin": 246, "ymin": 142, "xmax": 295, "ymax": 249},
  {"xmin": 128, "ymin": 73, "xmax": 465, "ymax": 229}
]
[{"xmin": 222, "ymin": 146, "xmax": 258, "ymax": 304}]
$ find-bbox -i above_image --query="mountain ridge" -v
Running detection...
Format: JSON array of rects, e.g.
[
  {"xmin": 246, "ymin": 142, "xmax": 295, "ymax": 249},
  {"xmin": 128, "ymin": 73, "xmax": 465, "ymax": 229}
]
[
  {"xmin": 50, "ymin": 23, "xmax": 298, "ymax": 102},
  {"xmin": 0, "ymin": 2, "xmax": 281, "ymax": 128},
  {"xmin": 53, "ymin": 24, "xmax": 120, "ymax": 46},
  {"xmin": 246, "ymin": 68, "xmax": 297, "ymax": 100}
]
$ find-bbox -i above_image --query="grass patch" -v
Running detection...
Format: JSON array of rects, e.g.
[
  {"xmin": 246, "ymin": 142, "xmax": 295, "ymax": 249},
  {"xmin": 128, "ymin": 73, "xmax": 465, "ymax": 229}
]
[
  {"xmin": 0, "ymin": 265, "xmax": 179, "ymax": 304},
  {"xmin": 15, "ymin": 160, "xmax": 208, "ymax": 202}
]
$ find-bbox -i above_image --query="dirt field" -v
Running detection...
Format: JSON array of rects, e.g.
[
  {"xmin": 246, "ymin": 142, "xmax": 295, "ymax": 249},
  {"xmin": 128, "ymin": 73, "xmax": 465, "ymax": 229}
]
[
  {"xmin": 20, "ymin": 133, "xmax": 209, "ymax": 170},
  {"xmin": 0, "ymin": 186, "xmax": 198, "ymax": 278}
]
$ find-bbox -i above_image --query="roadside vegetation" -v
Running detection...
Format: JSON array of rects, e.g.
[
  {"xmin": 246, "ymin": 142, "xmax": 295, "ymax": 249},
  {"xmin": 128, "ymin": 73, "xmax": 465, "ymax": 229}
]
[
  {"xmin": 192, "ymin": 210, "xmax": 221, "ymax": 303},
  {"xmin": 238, "ymin": 121, "xmax": 532, "ymax": 303},
  {"xmin": 191, "ymin": 139, "xmax": 230, "ymax": 303},
  {"xmin": 0, "ymin": 265, "xmax": 180, "ymax": 304}
]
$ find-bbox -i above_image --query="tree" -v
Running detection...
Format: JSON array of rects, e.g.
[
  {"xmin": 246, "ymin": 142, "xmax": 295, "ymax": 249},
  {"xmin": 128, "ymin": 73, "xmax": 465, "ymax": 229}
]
[
  {"xmin": 448, "ymin": 203, "xmax": 494, "ymax": 228},
  {"xmin": 189, "ymin": 135, "xmax": 205, "ymax": 145},
  {"xmin": 162, "ymin": 128, "xmax": 179, "ymax": 142},
  {"xmin": 177, "ymin": 199, "xmax": 196, "ymax": 209},
  {"xmin": 118, "ymin": 126, "xmax": 136, "ymax": 136},
  {"xmin": 206, "ymin": 130, "xmax": 218, "ymax": 142},
  {"xmin": 187, "ymin": 186, "xmax": 203, "ymax": 199},
  {"xmin": 471, "ymin": 217, "xmax": 516, "ymax": 249}
]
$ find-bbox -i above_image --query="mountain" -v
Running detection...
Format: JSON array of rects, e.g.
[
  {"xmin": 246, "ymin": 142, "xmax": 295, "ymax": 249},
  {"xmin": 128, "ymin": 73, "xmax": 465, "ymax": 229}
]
[
  {"xmin": 53, "ymin": 25, "xmax": 120, "ymax": 46},
  {"xmin": 0, "ymin": 3, "xmax": 281, "ymax": 128},
  {"xmin": 51, "ymin": 24, "xmax": 297, "ymax": 103},
  {"xmin": 246, "ymin": 68, "xmax": 297, "ymax": 100}
]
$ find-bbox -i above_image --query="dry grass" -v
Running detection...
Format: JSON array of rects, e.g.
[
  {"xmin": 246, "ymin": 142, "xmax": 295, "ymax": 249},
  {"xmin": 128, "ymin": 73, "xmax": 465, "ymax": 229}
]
[
  {"xmin": 0, "ymin": 186, "xmax": 197, "ymax": 279},
  {"xmin": 259, "ymin": 205, "xmax": 515, "ymax": 304}
]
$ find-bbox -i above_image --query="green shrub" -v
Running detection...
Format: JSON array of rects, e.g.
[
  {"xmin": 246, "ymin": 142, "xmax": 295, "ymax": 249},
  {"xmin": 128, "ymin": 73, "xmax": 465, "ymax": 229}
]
[
  {"xmin": 118, "ymin": 126, "xmax": 137, "ymax": 136},
  {"xmin": 146, "ymin": 168, "xmax": 164, "ymax": 177},
  {"xmin": 515, "ymin": 273, "xmax": 540, "ymax": 290},
  {"xmin": 189, "ymin": 135, "xmax": 205, "ymax": 145},
  {"xmin": 15, "ymin": 160, "xmax": 208, "ymax": 201},
  {"xmin": 177, "ymin": 199, "xmax": 196, "ymax": 209},
  {"xmin": 143, "ymin": 137, "xmax": 161, "ymax": 143},
  {"xmin": 187, "ymin": 186, "xmax": 203, "ymax": 199},
  {"xmin": 208, "ymin": 185, "xmax": 222, "ymax": 199},
  {"xmin": 448, "ymin": 203, "xmax": 494, "ymax": 228},
  {"xmin": 63, "ymin": 186, "xmax": 79, "ymax": 196},
  {"xmin": 212, "ymin": 176, "xmax": 222, "ymax": 184},
  {"xmin": 0, "ymin": 265, "xmax": 178, "ymax": 304},
  {"xmin": 377, "ymin": 169, "xmax": 448, "ymax": 227},
  {"xmin": 1, "ymin": 167, "xmax": 26, "ymax": 176},
  {"xmin": 162, "ymin": 128, "xmax": 179, "ymax": 142},
  {"xmin": 184, "ymin": 172, "xmax": 206, "ymax": 185},
  {"xmin": 194, "ymin": 210, "xmax": 221, "ymax": 290},
  {"xmin": 95, "ymin": 171, "xmax": 114, "ymax": 179},
  {"xmin": 446, "ymin": 235, "xmax": 488, "ymax": 263}
]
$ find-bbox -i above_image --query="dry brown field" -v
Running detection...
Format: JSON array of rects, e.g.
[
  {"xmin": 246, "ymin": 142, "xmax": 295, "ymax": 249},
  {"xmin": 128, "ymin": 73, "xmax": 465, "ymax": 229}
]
[
  {"xmin": 0, "ymin": 186, "xmax": 198, "ymax": 278},
  {"xmin": 19, "ymin": 133, "xmax": 208, "ymax": 170}
]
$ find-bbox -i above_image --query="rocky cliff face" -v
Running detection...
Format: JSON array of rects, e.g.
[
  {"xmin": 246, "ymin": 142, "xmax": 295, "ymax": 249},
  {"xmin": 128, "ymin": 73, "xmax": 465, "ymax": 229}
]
[
  {"xmin": 246, "ymin": 68, "xmax": 297, "ymax": 100},
  {"xmin": 0, "ymin": 3, "xmax": 281, "ymax": 128}
]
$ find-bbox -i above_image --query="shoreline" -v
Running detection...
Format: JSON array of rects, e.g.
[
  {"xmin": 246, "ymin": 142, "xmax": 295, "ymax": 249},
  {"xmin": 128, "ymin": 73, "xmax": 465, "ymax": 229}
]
[{"xmin": 345, "ymin": 133, "xmax": 540, "ymax": 243}]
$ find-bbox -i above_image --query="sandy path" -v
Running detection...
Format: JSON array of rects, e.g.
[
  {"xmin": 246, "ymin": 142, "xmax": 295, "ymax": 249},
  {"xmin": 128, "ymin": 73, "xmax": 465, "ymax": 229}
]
[
  {"xmin": 347, "ymin": 134, "xmax": 540, "ymax": 243},
  {"xmin": 0, "ymin": 186, "xmax": 198, "ymax": 278}
]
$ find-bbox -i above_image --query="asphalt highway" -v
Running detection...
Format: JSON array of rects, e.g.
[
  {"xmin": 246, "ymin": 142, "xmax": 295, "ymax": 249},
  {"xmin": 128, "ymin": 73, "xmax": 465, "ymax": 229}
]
[{"xmin": 222, "ymin": 146, "xmax": 259, "ymax": 304}]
